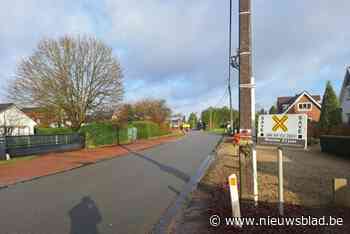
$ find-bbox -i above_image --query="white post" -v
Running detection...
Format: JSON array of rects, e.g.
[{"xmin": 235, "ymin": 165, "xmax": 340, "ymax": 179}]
[
  {"xmin": 251, "ymin": 77, "xmax": 258, "ymax": 205},
  {"xmin": 229, "ymin": 174, "xmax": 241, "ymax": 219},
  {"xmin": 278, "ymin": 147, "xmax": 284, "ymax": 215},
  {"xmin": 252, "ymin": 145, "xmax": 258, "ymax": 205},
  {"xmin": 6, "ymin": 153, "xmax": 10, "ymax": 160}
]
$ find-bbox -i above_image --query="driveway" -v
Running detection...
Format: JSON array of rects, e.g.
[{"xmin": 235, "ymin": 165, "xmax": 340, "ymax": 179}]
[
  {"xmin": 0, "ymin": 131, "xmax": 221, "ymax": 234},
  {"xmin": 257, "ymin": 145, "xmax": 350, "ymax": 206}
]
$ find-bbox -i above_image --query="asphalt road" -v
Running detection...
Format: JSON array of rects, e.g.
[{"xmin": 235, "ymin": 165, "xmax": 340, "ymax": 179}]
[{"xmin": 0, "ymin": 131, "xmax": 221, "ymax": 234}]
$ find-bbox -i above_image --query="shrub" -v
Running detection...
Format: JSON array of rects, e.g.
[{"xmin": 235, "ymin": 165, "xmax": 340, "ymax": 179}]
[
  {"xmin": 133, "ymin": 121, "xmax": 170, "ymax": 139},
  {"xmin": 79, "ymin": 122, "xmax": 129, "ymax": 148},
  {"xmin": 320, "ymin": 135, "xmax": 350, "ymax": 157},
  {"xmin": 35, "ymin": 127, "xmax": 74, "ymax": 135}
]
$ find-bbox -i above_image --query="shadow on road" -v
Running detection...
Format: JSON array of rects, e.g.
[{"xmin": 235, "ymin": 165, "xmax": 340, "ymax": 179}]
[
  {"xmin": 120, "ymin": 145, "xmax": 190, "ymax": 183},
  {"xmin": 69, "ymin": 196, "xmax": 102, "ymax": 234}
]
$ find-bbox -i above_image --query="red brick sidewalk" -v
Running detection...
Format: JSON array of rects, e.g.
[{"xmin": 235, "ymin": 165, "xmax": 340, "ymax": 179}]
[{"xmin": 0, "ymin": 135, "xmax": 180, "ymax": 188}]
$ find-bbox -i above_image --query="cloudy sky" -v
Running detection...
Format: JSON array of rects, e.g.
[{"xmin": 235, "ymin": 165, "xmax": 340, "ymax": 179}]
[{"xmin": 0, "ymin": 0, "xmax": 349, "ymax": 116}]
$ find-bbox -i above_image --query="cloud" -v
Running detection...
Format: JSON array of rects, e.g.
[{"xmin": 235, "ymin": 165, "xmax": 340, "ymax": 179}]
[
  {"xmin": 0, "ymin": 0, "xmax": 94, "ymax": 98},
  {"xmin": 253, "ymin": 0, "xmax": 350, "ymax": 107},
  {"xmin": 0, "ymin": 0, "xmax": 349, "ymax": 116}
]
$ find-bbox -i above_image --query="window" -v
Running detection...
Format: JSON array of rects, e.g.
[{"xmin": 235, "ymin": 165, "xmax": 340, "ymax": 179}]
[{"xmin": 298, "ymin": 102, "xmax": 312, "ymax": 111}]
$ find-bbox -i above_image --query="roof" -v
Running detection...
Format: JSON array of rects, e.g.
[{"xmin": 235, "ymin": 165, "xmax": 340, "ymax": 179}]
[
  {"xmin": 0, "ymin": 103, "xmax": 15, "ymax": 113},
  {"xmin": 276, "ymin": 91, "xmax": 321, "ymax": 114},
  {"xmin": 277, "ymin": 96, "xmax": 297, "ymax": 112},
  {"xmin": 340, "ymin": 67, "xmax": 350, "ymax": 102},
  {"xmin": 0, "ymin": 103, "xmax": 37, "ymax": 125},
  {"xmin": 21, "ymin": 107, "xmax": 46, "ymax": 113}
]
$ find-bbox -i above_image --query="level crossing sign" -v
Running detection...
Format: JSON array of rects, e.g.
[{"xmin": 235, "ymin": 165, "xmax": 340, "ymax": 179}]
[{"xmin": 257, "ymin": 114, "xmax": 307, "ymax": 148}]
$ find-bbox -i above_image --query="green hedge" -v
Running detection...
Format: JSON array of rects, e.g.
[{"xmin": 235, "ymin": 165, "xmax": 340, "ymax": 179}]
[
  {"xmin": 320, "ymin": 135, "xmax": 350, "ymax": 157},
  {"xmin": 35, "ymin": 127, "xmax": 74, "ymax": 135},
  {"xmin": 36, "ymin": 121, "xmax": 171, "ymax": 148},
  {"xmin": 79, "ymin": 122, "xmax": 129, "ymax": 148},
  {"xmin": 133, "ymin": 121, "xmax": 170, "ymax": 139}
]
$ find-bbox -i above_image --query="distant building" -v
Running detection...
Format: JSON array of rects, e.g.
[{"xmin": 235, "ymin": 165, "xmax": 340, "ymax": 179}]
[
  {"xmin": 276, "ymin": 91, "xmax": 322, "ymax": 122},
  {"xmin": 339, "ymin": 67, "xmax": 350, "ymax": 124},
  {"xmin": 0, "ymin": 103, "xmax": 37, "ymax": 136},
  {"xmin": 169, "ymin": 114, "xmax": 184, "ymax": 129}
]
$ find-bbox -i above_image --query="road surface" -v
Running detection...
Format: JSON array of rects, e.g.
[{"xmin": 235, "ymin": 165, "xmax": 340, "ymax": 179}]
[{"xmin": 0, "ymin": 131, "xmax": 221, "ymax": 234}]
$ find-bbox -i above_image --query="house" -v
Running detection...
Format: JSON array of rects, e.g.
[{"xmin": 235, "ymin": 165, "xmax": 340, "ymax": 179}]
[
  {"xmin": 339, "ymin": 67, "xmax": 350, "ymax": 125},
  {"xmin": 169, "ymin": 114, "xmax": 184, "ymax": 129},
  {"xmin": 22, "ymin": 107, "xmax": 57, "ymax": 128},
  {"xmin": 22, "ymin": 107, "xmax": 71, "ymax": 128},
  {"xmin": 276, "ymin": 91, "xmax": 322, "ymax": 122},
  {"xmin": 0, "ymin": 103, "xmax": 37, "ymax": 136}
]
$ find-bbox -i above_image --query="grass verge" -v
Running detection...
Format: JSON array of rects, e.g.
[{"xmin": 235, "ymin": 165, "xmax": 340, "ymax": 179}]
[{"xmin": 207, "ymin": 128, "xmax": 225, "ymax": 135}]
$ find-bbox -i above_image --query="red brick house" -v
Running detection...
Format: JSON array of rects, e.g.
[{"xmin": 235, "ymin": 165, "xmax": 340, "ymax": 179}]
[
  {"xmin": 22, "ymin": 107, "xmax": 70, "ymax": 128},
  {"xmin": 276, "ymin": 91, "xmax": 322, "ymax": 122}
]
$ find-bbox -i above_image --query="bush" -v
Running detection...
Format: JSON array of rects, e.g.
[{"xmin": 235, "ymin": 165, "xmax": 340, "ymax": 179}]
[
  {"xmin": 133, "ymin": 121, "xmax": 170, "ymax": 139},
  {"xmin": 320, "ymin": 135, "xmax": 350, "ymax": 157},
  {"xmin": 35, "ymin": 121, "xmax": 171, "ymax": 148},
  {"xmin": 35, "ymin": 127, "xmax": 74, "ymax": 135},
  {"xmin": 79, "ymin": 122, "xmax": 129, "ymax": 148}
]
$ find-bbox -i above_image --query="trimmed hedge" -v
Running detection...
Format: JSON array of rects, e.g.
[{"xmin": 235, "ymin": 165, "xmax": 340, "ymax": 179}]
[
  {"xmin": 79, "ymin": 122, "xmax": 129, "ymax": 148},
  {"xmin": 133, "ymin": 121, "xmax": 170, "ymax": 139},
  {"xmin": 35, "ymin": 121, "xmax": 171, "ymax": 148},
  {"xmin": 35, "ymin": 127, "xmax": 74, "ymax": 135},
  {"xmin": 320, "ymin": 135, "xmax": 350, "ymax": 157}
]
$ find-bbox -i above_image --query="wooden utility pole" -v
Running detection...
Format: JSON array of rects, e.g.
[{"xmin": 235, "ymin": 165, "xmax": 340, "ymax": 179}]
[
  {"xmin": 239, "ymin": 0, "xmax": 252, "ymax": 131},
  {"xmin": 238, "ymin": 0, "xmax": 253, "ymax": 199},
  {"xmin": 228, "ymin": 0, "xmax": 234, "ymax": 135}
]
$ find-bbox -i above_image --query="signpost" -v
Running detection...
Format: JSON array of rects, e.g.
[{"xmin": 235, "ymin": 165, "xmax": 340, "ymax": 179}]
[
  {"xmin": 257, "ymin": 114, "xmax": 308, "ymax": 215},
  {"xmin": 257, "ymin": 114, "xmax": 308, "ymax": 149}
]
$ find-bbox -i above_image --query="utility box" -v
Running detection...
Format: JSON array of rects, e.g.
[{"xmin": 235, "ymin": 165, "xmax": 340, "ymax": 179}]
[{"xmin": 128, "ymin": 127, "xmax": 137, "ymax": 142}]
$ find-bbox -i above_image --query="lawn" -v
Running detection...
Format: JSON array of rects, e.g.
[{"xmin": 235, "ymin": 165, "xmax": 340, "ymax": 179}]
[{"xmin": 207, "ymin": 128, "xmax": 226, "ymax": 134}]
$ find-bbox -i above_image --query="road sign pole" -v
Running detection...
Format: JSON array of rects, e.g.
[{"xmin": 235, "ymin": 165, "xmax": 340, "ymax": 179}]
[
  {"xmin": 252, "ymin": 144, "xmax": 258, "ymax": 205},
  {"xmin": 304, "ymin": 120, "xmax": 308, "ymax": 150},
  {"xmin": 251, "ymin": 76, "xmax": 258, "ymax": 206},
  {"xmin": 278, "ymin": 147, "xmax": 284, "ymax": 216}
]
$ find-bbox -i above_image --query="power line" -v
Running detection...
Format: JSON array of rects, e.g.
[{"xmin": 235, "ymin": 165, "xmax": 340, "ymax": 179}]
[{"xmin": 214, "ymin": 87, "xmax": 229, "ymax": 108}]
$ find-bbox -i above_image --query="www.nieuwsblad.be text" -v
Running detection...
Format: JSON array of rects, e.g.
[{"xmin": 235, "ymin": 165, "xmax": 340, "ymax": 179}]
[{"xmin": 209, "ymin": 215, "xmax": 344, "ymax": 227}]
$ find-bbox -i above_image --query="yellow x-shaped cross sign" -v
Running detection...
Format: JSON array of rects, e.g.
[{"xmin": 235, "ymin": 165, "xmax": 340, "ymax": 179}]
[{"xmin": 272, "ymin": 115, "xmax": 288, "ymax": 132}]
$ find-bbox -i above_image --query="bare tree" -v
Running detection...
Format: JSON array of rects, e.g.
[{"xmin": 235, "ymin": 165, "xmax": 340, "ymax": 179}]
[
  {"xmin": 133, "ymin": 99, "xmax": 171, "ymax": 125},
  {"xmin": 9, "ymin": 35, "xmax": 124, "ymax": 130}
]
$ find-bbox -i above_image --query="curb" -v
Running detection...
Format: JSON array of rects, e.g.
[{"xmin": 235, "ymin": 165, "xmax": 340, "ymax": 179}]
[{"xmin": 151, "ymin": 134, "xmax": 225, "ymax": 234}]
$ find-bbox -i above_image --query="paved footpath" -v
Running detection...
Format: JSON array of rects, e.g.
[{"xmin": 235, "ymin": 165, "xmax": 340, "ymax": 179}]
[
  {"xmin": 0, "ymin": 135, "xmax": 180, "ymax": 187},
  {"xmin": 0, "ymin": 131, "xmax": 221, "ymax": 234}
]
